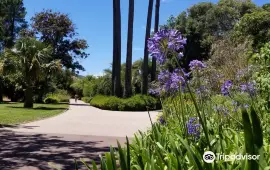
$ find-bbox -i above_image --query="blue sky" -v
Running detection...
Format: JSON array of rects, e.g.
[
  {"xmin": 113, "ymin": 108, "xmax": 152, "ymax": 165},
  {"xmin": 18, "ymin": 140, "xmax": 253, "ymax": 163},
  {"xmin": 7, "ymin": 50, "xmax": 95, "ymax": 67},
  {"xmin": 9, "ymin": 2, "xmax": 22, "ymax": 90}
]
[{"xmin": 24, "ymin": 0, "xmax": 267, "ymax": 76}]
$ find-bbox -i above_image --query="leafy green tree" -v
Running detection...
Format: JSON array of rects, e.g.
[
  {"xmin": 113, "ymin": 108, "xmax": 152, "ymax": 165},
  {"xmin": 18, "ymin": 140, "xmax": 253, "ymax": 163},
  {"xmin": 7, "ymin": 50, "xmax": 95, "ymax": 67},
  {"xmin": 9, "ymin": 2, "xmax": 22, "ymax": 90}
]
[
  {"xmin": 252, "ymin": 43, "xmax": 270, "ymax": 110},
  {"xmin": 262, "ymin": 3, "xmax": 270, "ymax": 12},
  {"xmin": 142, "ymin": 0, "xmax": 154, "ymax": 94},
  {"xmin": 3, "ymin": 38, "xmax": 61, "ymax": 108},
  {"xmin": 161, "ymin": 0, "xmax": 257, "ymax": 68},
  {"xmin": 31, "ymin": 10, "xmax": 88, "ymax": 72},
  {"xmin": 0, "ymin": 0, "xmax": 27, "ymax": 49},
  {"xmin": 124, "ymin": 0, "xmax": 134, "ymax": 98},
  {"xmin": 234, "ymin": 11, "xmax": 270, "ymax": 48}
]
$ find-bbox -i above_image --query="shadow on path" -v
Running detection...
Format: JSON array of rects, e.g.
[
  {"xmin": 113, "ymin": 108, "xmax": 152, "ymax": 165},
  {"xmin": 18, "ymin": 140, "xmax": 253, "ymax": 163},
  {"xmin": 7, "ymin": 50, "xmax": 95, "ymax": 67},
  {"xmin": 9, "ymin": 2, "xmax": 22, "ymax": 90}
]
[{"xmin": 0, "ymin": 130, "xmax": 124, "ymax": 170}]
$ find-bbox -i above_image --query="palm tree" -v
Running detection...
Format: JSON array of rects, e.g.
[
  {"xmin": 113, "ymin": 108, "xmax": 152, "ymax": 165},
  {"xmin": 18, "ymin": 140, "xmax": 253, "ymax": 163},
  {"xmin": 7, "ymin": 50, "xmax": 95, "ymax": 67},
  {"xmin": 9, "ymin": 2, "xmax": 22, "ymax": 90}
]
[
  {"xmin": 142, "ymin": 0, "xmax": 154, "ymax": 94},
  {"xmin": 151, "ymin": 0, "xmax": 160, "ymax": 81},
  {"xmin": 3, "ymin": 37, "xmax": 60, "ymax": 108},
  {"xmin": 124, "ymin": 0, "xmax": 134, "ymax": 98},
  {"xmin": 112, "ymin": 0, "xmax": 122, "ymax": 97}
]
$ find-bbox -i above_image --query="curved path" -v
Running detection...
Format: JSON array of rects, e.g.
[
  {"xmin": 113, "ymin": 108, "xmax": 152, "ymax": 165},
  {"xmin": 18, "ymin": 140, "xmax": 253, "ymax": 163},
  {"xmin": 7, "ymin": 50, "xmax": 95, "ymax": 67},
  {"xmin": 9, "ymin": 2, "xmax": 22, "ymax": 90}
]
[{"xmin": 1, "ymin": 99, "xmax": 159, "ymax": 170}]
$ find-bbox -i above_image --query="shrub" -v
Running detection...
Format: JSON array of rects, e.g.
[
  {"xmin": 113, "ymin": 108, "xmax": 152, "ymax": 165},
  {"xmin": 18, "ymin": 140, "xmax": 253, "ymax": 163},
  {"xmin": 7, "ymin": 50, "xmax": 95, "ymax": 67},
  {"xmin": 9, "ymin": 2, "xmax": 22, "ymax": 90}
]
[
  {"xmin": 81, "ymin": 97, "xmax": 92, "ymax": 103},
  {"xmin": 44, "ymin": 90, "xmax": 70, "ymax": 103},
  {"xmin": 44, "ymin": 90, "xmax": 70, "ymax": 104},
  {"xmin": 55, "ymin": 89, "xmax": 70, "ymax": 102},
  {"xmin": 43, "ymin": 96, "xmax": 59, "ymax": 104},
  {"xmin": 90, "ymin": 95, "xmax": 161, "ymax": 111}
]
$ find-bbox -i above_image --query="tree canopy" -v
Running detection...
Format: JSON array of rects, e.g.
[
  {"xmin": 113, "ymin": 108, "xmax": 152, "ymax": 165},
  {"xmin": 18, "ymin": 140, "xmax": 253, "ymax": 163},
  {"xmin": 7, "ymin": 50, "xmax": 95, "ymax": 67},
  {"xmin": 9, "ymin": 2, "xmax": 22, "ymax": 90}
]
[
  {"xmin": 31, "ymin": 10, "xmax": 89, "ymax": 72},
  {"xmin": 0, "ymin": 0, "xmax": 27, "ymax": 49}
]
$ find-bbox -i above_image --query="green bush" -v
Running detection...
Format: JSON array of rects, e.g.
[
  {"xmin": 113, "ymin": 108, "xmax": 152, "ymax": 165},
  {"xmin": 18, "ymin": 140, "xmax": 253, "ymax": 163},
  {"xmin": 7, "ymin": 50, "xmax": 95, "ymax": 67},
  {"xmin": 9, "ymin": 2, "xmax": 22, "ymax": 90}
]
[
  {"xmin": 44, "ymin": 90, "xmax": 70, "ymax": 104},
  {"xmin": 90, "ymin": 95, "xmax": 161, "ymax": 111},
  {"xmin": 54, "ymin": 89, "xmax": 70, "ymax": 102},
  {"xmin": 43, "ymin": 96, "xmax": 59, "ymax": 104},
  {"xmin": 81, "ymin": 97, "xmax": 92, "ymax": 103}
]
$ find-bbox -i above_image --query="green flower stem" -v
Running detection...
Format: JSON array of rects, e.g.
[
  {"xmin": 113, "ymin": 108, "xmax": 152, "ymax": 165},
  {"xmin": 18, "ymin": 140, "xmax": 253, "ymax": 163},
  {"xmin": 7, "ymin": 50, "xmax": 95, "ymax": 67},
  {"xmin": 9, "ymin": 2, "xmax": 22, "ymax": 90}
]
[{"xmin": 173, "ymin": 57, "xmax": 212, "ymax": 150}]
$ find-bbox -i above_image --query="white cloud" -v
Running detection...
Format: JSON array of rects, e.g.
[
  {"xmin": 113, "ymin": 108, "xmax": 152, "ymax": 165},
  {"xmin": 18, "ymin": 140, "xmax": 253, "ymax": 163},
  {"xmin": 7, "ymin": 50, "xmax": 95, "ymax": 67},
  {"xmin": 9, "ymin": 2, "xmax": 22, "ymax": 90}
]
[{"xmin": 93, "ymin": 72, "xmax": 104, "ymax": 77}]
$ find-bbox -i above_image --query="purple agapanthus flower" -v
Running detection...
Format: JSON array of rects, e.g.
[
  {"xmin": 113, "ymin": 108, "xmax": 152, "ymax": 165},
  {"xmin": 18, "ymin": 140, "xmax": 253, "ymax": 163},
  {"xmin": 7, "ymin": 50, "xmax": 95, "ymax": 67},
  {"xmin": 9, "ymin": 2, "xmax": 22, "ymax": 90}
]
[
  {"xmin": 232, "ymin": 101, "xmax": 250, "ymax": 112},
  {"xmin": 148, "ymin": 29, "xmax": 187, "ymax": 65},
  {"xmin": 239, "ymin": 82, "xmax": 256, "ymax": 96},
  {"xmin": 149, "ymin": 88, "xmax": 160, "ymax": 96},
  {"xmin": 189, "ymin": 60, "xmax": 207, "ymax": 70},
  {"xmin": 157, "ymin": 69, "xmax": 188, "ymax": 94},
  {"xmin": 196, "ymin": 85, "xmax": 210, "ymax": 98},
  {"xmin": 187, "ymin": 117, "xmax": 201, "ymax": 139},
  {"xmin": 221, "ymin": 80, "xmax": 233, "ymax": 96},
  {"xmin": 214, "ymin": 105, "xmax": 229, "ymax": 116},
  {"xmin": 158, "ymin": 115, "xmax": 166, "ymax": 125}
]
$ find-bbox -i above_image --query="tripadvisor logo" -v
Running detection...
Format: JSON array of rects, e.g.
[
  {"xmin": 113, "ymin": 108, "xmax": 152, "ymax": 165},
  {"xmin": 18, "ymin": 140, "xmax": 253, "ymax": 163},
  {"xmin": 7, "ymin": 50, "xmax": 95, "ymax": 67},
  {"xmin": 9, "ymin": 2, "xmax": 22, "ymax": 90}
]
[
  {"xmin": 203, "ymin": 151, "xmax": 216, "ymax": 163},
  {"xmin": 203, "ymin": 151, "xmax": 260, "ymax": 163}
]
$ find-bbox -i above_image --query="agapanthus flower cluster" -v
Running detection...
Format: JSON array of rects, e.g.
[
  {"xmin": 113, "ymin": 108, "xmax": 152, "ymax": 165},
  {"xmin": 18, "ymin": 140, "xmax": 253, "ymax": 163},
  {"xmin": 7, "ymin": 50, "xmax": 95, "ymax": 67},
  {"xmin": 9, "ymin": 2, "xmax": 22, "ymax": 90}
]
[
  {"xmin": 148, "ymin": 29, "xmax": 187, "ymax": 65},
  {"xmin": 158, "ymin": 115, "xmax": 166, "ymax": 125},
  {"xmin": 148, "ymin": 88, "xmax": 161, "ymax": 96},
  {"xmin": 187, "ymin": 117, "xmax": 201, "ymax": 139},
  {"xmin": 196, "ymin": 85, "xmax": 210, "ymax": 99},
  {"xmin": 236, "ymin": 65, "xmax": 254, "ymax": 81},
  {"xmin": 157, "ymin": 69, "xmax": 189, "ymax": 94},
  {"xmin": 214, "ymin": 105, "xmax": 229, "ymax": 116},
  {"xmin": 189, "ymin": 60, "xmax": 207, "ymax": 71},
  {"xmin": 221, "ymin": 80, "xmax": 233, "ymax": 96},
  {"xmin": 232, "ymin": 101, "xmax": 249, "ymax": 112},
  {"xmin": 239, "ymin": 82, "xmax": 256, "ymax": 96}
]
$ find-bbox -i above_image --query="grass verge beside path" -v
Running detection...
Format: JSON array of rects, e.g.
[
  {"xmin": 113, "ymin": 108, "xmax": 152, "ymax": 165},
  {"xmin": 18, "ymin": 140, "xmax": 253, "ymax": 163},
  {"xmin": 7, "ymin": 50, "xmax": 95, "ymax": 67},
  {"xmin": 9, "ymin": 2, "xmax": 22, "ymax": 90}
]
[{"xmin": 0, "ymin": 102, "xmax": 69, "ymax": 125}]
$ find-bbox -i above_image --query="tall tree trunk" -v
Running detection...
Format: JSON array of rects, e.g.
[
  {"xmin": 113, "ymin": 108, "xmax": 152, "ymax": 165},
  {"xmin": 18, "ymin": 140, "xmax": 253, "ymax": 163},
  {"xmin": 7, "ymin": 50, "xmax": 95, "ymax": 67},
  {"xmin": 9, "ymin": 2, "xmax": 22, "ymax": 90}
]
[
  {"xmin": 24, "ymin": 78, "xmax": 33, "ymax": 108},
  {"xmin": 142, "ymin": 0, "xmax": 154, "ymax": 94},
  {"xmin": 151, "ymin": 0, "xmax": 160, "ymax": 81},
  {"xmin": 112, "ymin": 0, "xmax": 116, "ymax": 96},
  {"xmin": 124, "ymin": 0, "xmax": 134, "ymax": 98},
  {"xmin": 113, "ymin": 0, "xmax": 122, "ymax": 97}
]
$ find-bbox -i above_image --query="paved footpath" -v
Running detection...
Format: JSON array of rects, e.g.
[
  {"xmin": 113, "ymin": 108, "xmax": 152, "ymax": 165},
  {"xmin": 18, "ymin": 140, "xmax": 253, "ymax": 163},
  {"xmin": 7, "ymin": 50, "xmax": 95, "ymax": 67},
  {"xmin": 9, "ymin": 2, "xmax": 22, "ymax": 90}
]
[{"xmin": 1, "ymin": 100, "xmax": 159, "ymax": 170}]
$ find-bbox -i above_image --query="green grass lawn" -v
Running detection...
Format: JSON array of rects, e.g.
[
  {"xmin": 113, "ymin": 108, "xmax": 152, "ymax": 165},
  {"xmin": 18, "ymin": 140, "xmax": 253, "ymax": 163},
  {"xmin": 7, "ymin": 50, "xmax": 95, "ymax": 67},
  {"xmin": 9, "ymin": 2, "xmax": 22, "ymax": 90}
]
[{"xmin": 0, "ymin": 102, "xmax": 69, "ymax": 125}]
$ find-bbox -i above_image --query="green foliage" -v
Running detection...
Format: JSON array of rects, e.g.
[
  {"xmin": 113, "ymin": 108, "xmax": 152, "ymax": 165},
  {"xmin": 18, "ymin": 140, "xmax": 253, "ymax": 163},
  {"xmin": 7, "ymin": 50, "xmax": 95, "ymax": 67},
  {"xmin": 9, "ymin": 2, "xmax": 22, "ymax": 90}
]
[
  {"xmin": 0, "ymin": 0, "xmax": 27, "ymax": 49},
  {"xmin": 31, "ymin": 9, "xmax": 89, "ymax": 72},
  {"xmin": 262, "ymin": 3, "xmax": 270, "ymax": 12},
  {"xmin": 90, "ymin": 95, "xmax": 160, "ymax": 111},
  {"xmin": 44, "ymin": 90, "xmax": 70, "ymax": 104},
  {"xmin": 71, "ymin": 75, "xmax": 112, "ymax": 98},
  {"xmin": 0, "ymin": 102, "xmax": 68, "ymax": 124},
  {"xmin": 252, "ymin": 42, "xmax": 270, "ymax": 110},
  {"xmin": 161, "ymin": 0, "xmax": 257, "ymax": 67},
  {"xmin": 44, "ymin": 96, "xmax": 59, "ymax": 104},
  {"xmin": 81, "ymin": 97, "xmax": 92, "ymax": 103},
  {"xmin": 74, "ymin": 106, "xmax": 269, "ymax": 170},
  {"xmin": 2, "ymin": 37, "xmax": 62, "ymax": 108},
  {"xmin": 234, "ymin": 10, "xmax": 270, "ymax": 48}
]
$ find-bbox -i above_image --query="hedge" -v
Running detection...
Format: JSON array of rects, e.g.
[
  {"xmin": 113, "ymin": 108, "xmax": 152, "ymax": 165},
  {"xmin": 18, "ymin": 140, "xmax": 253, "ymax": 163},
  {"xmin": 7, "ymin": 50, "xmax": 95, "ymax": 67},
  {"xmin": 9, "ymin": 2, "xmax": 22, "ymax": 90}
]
[
  {"xmin": 44, "ymin": 96, "xmax": 59, "ymax": 104},
  {"xmin": 90, "ymin": 95, "xmax": 161, "ymax": 111},
  {"xmin": 81, "ymin": 97, "xmax": 92, "ymax": 103}
]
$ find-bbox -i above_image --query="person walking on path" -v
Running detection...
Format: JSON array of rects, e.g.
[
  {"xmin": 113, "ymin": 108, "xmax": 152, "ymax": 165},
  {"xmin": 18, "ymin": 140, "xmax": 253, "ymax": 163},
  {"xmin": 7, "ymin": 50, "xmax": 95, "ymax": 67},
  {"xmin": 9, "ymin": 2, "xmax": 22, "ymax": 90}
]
[{"xmin": 75, "ymin": 94, "xmax": 78, "ymax": 103}]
